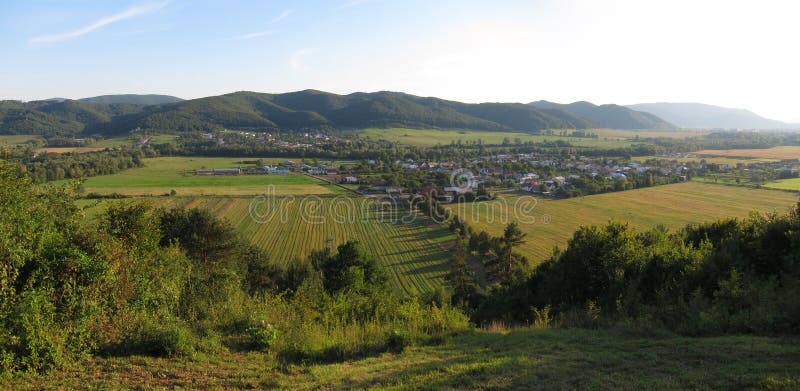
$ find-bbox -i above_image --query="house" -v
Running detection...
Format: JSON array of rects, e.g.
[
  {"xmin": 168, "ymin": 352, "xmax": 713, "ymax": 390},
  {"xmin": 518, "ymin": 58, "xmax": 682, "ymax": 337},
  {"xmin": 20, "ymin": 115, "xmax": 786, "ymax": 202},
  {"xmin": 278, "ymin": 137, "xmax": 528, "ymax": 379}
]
[
  {"xmin": 342, "ymin": 176, "xmax": 358, "ymax": 184},
  {"xmin": 213, "ymin": 168, "xmax": 241, "ymax": 175}
]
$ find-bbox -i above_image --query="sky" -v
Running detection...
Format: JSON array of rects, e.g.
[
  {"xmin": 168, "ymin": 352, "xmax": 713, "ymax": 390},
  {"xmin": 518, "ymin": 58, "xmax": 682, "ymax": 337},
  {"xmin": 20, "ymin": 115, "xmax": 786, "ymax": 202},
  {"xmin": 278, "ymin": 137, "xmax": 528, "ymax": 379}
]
[{"xmin": 1, "ymin": 0, "xmax": 798, "ymax": 122}]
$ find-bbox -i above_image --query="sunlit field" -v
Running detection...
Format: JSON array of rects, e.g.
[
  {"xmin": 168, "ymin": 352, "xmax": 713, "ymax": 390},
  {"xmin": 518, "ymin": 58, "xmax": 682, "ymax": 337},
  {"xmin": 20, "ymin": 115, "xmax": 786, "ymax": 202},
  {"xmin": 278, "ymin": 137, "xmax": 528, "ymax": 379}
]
[
  {"xmin": 355, "ymin": 128, "xmax": 637, "ymax": 148},
  {"xmin": 695, "ymin": 146, "xmax": 800, "ymax": 160},
  {"xmin": 445, "ymin": 182, "xmax": 798, "ymax": 263}
]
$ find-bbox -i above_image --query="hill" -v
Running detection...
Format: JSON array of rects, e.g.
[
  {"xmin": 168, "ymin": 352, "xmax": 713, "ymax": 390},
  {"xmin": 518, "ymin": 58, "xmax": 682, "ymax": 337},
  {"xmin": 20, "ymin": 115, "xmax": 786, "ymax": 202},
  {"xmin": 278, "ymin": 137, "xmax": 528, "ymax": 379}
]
[
  {"xmin": 110, "ymin": 90, "xmax": 598, "ymax": 134},
  {"xmin": 0, "ymin": 90, "xmax": 606, "ymax": 136},
  {"xmin": 530, "ymin": 100, "xmax": 675, "ymax": 130},
  {"xmin": 78, "ymin": 94, "xmax": 183, "ymax": 105},
  {"xmin": 628, "ymin": 102, "xmax": 798, "ymax": 130}
]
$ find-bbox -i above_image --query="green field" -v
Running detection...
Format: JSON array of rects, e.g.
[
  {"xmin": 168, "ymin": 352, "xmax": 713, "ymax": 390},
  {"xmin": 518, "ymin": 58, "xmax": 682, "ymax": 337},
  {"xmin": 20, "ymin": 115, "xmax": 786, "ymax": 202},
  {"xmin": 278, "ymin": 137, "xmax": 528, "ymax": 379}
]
[
  {"xmin": 0, "ymin": 134, "xmax": 43, "ymax": 144},
  {"xmin": 446, "ymin": 182, "xmax": 798, "ymax": 262},
  {"xmin": 85, "ymin": 195, "xmax": 456, "ymax": 295},
  {"xmin": 355, "ymin": 128, "xmax": 637, "ymax": 148},
  {"xmin": 68, "ymin": 157, "xmax": 337, "ymax": 196},
  {"xmin": 11, "ymin": 328, "xmax": 799, "ymax": 389},
  {"xmin": 764, "ymin": 178, "xmax": 800, "ymax": 191},
  {"xmin": 639, "ymin": 155, "xmax": 779, "ymax": 165}
]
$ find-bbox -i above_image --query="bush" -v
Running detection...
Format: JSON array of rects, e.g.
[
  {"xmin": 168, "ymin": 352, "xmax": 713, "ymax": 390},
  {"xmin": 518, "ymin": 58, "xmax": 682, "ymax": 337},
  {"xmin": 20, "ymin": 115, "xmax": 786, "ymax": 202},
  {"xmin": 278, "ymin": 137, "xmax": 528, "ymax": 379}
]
[{"xmin": 246, "ymin": 321, "xmax": 279, "ymax": 351}]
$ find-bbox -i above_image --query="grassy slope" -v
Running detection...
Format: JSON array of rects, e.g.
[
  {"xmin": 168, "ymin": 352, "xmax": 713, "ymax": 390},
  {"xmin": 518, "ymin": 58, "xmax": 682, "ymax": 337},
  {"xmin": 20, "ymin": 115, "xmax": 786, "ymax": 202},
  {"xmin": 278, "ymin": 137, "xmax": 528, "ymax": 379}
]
[
  {"xmin": 446, "ymin": 182, "xmax": 798, "ymax": 262},
  {"xmin": 67, "ymin": 157, "xmax": 336, "ymax": 196},
  {"xmin": 10, "ymin": 328, "xmax": 799, "ymax": 390}
]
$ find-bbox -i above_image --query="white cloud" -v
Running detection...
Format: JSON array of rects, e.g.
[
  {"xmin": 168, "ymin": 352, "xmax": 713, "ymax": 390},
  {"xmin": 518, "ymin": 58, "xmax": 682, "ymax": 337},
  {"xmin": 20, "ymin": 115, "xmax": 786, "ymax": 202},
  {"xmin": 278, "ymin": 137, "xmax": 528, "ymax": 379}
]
[
  {"xmin": 289, "ymin": 49, "xmax": 314, "ymax": 72},
  {"xmin": 236, "ymin": 30, "xmax": 274, "ymax": 40},
  {"xmin": 268, "ymin": 9, "xmax": 292, "ymax": 24},
  {"xmin": 235, "ymin": 9, "xmax": 291, "ymax": 40},
  {"xmin": 30, "ymin": 1, "xmax": 169, "ymax": 44}
]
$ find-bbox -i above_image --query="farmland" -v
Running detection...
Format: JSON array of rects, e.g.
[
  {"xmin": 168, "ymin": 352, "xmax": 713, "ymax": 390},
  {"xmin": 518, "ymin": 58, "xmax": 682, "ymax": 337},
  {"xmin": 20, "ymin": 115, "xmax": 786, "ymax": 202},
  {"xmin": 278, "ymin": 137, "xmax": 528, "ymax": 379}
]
[
  {"xmin": 0, "ymin": 134, "xmax": 43, "ymax": 144},
  {"xmin": 764, "ymin": 178, "xmax": 800, "ymax": 191},
  {"xmin": 695, "ymin": 146, "xmax": 800, "ymax": 160},
  {"xmin": 355, "ymin": 128, "xmax": 637, "ymax": 148},
  {"xmin": 85, "ymin": 195, "xmax": 456, "ymax": 295},
  {"xmin": 445, "ymin": 182, "xmax": 798, "ymax": 263},
  {"xmin": 66, "ymin": 156, "xmax": 338, "ymax": 196}
]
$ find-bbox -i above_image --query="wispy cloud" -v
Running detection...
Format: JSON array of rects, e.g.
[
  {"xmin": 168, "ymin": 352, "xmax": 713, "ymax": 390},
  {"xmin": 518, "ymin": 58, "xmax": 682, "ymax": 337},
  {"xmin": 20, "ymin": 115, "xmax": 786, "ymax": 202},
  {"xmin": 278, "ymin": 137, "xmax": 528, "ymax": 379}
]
[
  {"xmin": 236, "ymin": 30, "xmax": 274, "ymax": 40},
  {"xmin": 235, "ymin": 9, "xmax": 291, "ymax": 40},
  {"xmin": 289, "ymin": 48, "xmax": 314, "ymax": 71},
  {"xmin": 339, "ymin": 0, "xmax": 374, "ymax": 8},
  {"xmin": 30, "ymin": 1, "xmax": 169, "ymax": 44},
  {"xmin": 268, "ymin": 9, "xmax": 292, "ymax": 24}
]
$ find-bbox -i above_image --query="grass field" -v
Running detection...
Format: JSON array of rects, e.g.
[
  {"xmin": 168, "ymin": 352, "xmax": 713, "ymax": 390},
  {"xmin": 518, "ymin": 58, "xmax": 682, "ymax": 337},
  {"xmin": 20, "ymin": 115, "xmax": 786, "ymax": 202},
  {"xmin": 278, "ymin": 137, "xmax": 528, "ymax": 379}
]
[
  {"xmin": 84, "ymin": 195, "xmax": 456, "ymax": 295},
  {"xmin": 446, "ymin": 182, "xmax": 798, "ymax": 262},
  {"xmin": 764, "ymin": 178, "xmax": 800, "ymax": 191},
  {"xmin": 355, "ymin": 128, "xmax": 637, "ymax": 148},
  {"xmin": 10, "ymin": 328, "xmax": 798, "ymax": 389},
  {"xmin": 638, "ymin": 155, "xmax": 779, "ymax": 165},
  {"xmin": 35, "ymin": 147, "xmax": 107, "ymax": 153},
  {"xmin": 696, "ymin": 146, "xmax": 800, "ymax": 160},
  {"xmin": 0, "ymin": 134, "xmax": 44, "ymax": 144},
  {"xmin": 590, "ymin": 128, "xmax": 710, "ymax": 139},
  {"xmin": 68, "ymin": 157, "xmax": 337, "ymax": 196}
]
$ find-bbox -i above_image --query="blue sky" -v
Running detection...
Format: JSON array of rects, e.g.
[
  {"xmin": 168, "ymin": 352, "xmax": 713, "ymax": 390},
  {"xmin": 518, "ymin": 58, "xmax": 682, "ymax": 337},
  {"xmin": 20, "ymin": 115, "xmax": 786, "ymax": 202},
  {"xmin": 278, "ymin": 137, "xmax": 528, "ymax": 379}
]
[{"xmin": 1, "ymin": 0, "xmax": 798, "ymax": 122}]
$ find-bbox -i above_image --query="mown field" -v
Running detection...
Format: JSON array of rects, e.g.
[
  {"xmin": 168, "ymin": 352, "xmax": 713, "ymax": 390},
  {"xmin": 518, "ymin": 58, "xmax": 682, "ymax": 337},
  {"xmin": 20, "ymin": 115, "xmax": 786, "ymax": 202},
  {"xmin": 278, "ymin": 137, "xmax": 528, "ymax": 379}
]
[
  {"xmin": 764, "ymin": 178, "xmax": 800, "ymax": 191},
  {"xmin": 355, "ymin": 128, "xmax": 637, "ymax": 148},
  {"xmin": 446, "ymin": 182, "xmax": 798, "ymax": 262},
  {"xmin": 0, "ymin": 134, "xmax": 43, "ymax": 144},
  {"xmin": 69, "ymin": 157, "xmax": 338, "ymax": 196},
  {"xmin": 696, "ymin": 146, "xmax": 800, "ymax": 160},
  {"xmin": 10, "ymin": 328, "xmax": 799, "ymax": 390},
  {"xmin": 84, "ymin": 195, "xmax": 456, "ymax": 295},
  {"xmin": 638, "ymin": 155, "xmax": 779, "ymax": 165}
]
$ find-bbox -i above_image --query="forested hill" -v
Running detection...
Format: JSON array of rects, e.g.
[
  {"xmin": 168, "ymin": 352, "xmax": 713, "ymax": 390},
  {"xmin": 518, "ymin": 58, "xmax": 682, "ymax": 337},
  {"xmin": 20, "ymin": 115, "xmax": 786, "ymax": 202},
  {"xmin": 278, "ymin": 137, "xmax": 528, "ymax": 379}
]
[
  {"xmin": 530, "ymin": 100, "xmax": 676, "ymax": 130},
  {"xmin": 1, "ymin": 90, "xmax": 678, "ymax": 136}
]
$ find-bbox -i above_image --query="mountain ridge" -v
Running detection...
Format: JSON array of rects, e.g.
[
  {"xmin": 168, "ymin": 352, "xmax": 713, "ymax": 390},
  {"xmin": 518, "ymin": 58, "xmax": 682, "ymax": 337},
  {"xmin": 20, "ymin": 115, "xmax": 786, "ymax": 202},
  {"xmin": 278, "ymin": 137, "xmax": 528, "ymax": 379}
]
[
  {"xmin": 0, "ymin": 90, "xmax": 732, "ymax": 137},
  {"xmin": 627, "ymin": 102, "xmax": 798, "ymax": 130}
]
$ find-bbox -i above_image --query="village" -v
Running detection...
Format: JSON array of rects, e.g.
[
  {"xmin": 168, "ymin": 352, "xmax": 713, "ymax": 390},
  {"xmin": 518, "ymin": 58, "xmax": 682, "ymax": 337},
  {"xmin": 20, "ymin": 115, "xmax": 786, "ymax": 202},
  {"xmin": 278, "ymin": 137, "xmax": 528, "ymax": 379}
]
[{"xmin": 192, "ymin": 151, "xmax": 800, "ymax": 201}]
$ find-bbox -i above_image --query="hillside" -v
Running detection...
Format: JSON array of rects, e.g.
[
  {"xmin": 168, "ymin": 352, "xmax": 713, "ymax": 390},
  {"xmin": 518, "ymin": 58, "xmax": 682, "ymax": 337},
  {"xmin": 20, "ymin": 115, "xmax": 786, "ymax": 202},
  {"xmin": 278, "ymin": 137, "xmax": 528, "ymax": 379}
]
[
  {"xmin": 78, "ymin": 94, "xmax": 183, "ymax": 105},
  {"xmin": 0, "ymin": 90, "xmax": 612, "ymax": 136},
  {"xmin": 628, "ymin": 102, "xmax": 798, "ymax": 130},
  {"xmin": 530, "ymin": 100, "xmax": 675, "ymax": 130}
]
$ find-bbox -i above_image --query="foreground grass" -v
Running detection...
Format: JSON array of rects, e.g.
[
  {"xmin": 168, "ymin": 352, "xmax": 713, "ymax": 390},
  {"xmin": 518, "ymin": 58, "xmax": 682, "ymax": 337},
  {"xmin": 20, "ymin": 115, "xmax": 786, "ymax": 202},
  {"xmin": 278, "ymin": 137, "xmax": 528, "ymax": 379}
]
[{"xmin": 9, "ymin": 328, "xmax": 799, "ymax": 390}]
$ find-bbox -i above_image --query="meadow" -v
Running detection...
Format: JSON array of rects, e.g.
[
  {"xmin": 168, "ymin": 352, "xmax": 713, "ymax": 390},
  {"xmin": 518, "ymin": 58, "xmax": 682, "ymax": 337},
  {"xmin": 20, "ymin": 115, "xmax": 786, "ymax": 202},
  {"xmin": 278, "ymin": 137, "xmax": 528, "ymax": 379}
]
[
  {"xmin": 445, "ymin": 182, "xmax": 798, "ymax": 262},
  {"xmin": 68, "ymin": 156, "xmax": 337, "ymax": 196},
  {"xmin": 355, "ymin": 128, "xmax": 637, "ymax": 148},
  {"xmin": 764, "ymin": 178, "xmax": 800, "ymax": 191},
  {"xmin": 9, "ymin": 328, "xmax": 798, "ymax": 390},
  {"xmin": 638, "ymin": 155, "xmax": 778, "ymax": 165},
  {"xmin": 0, "ymin": 134, "xmax": 43, "ymax": 144},
  {"xmin": 695, "ymin": 146, "xmax": 800, "ymax": 160}
]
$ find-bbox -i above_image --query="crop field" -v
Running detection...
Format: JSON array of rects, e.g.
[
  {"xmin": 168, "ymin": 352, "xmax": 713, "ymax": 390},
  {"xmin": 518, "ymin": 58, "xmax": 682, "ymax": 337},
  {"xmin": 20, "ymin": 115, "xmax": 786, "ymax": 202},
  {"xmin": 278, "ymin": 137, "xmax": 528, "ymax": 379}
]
[
  {"xmin": 590, "ymin": 128, "xmax": 710, "ymax": 139},
  {"xmin": 638, "ymin": 155, "xmax": 779, "ymax": 165},
  {"xmin": 0, "ymin": 134, "xmax": 44, "ymax": 144},
  {"xmin": 764, "ymin": 178, "xmax": 800, "ymax": 191},
  {"xmin": 445, "ymin": 182, "xmax": 798, "ymax": 263},
  {"xmin": 696, "ymin": 146, "xmax": 800, "ymax": 160},
  {"xmin": 86, "ymin": 195, "xmax": 456, "ymax": 295},
  {"xmin": 355, "ymin": 128, "xmax": 637, "ymax": 148},
  {"xmin": 68, "ymin": 157, "xmax": 338, "ymax": 196}
]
